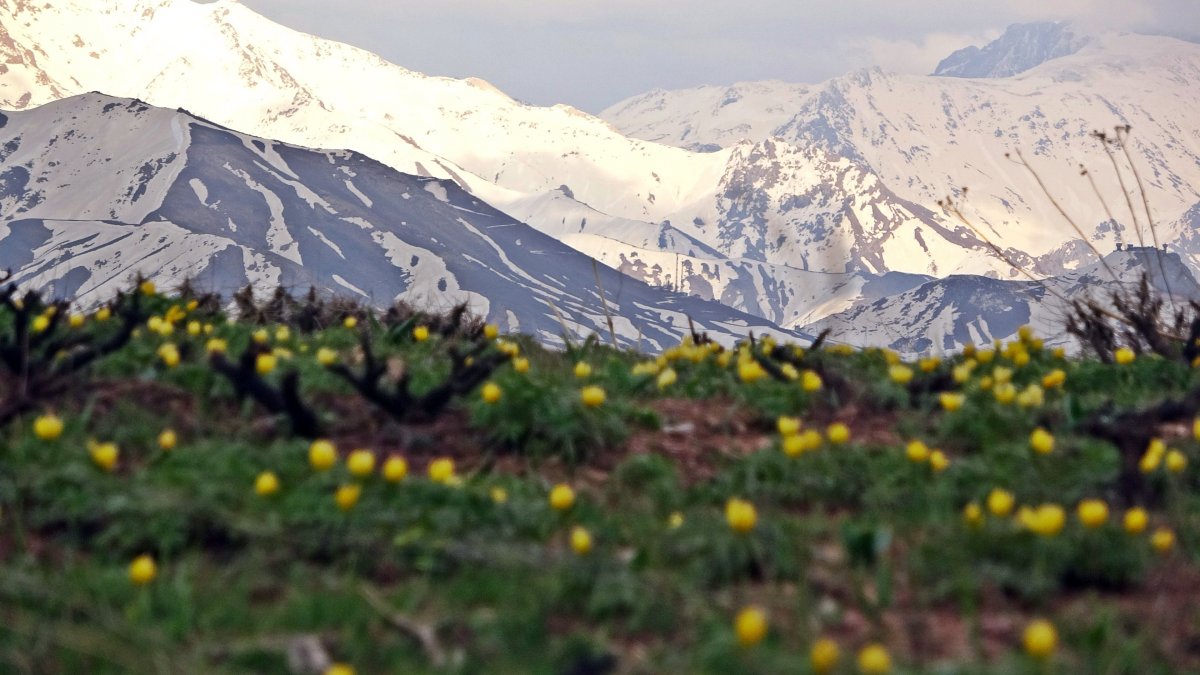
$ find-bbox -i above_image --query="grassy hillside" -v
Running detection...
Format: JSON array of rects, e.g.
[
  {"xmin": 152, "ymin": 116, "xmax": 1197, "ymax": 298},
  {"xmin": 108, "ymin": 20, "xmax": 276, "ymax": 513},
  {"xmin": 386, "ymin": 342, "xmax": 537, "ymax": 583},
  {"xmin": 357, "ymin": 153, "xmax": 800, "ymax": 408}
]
[{"xmin": 1, "ymin": 281, "xmax": 1198, "ymax": 674}]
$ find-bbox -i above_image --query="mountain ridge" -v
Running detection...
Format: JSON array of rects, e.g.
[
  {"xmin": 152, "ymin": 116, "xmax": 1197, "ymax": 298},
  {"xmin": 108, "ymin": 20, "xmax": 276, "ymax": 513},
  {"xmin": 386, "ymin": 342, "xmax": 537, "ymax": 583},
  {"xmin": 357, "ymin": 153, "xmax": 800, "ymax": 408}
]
[
  {"xmin": 0, "ymin": 92, "xmax": 805, "ymax": 350},
  {"xmin": 933, "ymin": 22, "xmax": 1092, "ymax": 78}
]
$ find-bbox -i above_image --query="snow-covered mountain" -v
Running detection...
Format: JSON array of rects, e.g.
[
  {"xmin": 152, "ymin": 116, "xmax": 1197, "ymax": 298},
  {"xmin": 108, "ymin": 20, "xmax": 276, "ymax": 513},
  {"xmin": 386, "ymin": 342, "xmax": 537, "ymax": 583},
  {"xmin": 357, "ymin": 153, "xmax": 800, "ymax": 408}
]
[
  {"xmin": 604, "ymin": 23, "xmax": 1200, "ymax": 343},
  {"xmin": 933, "ymin": 22, "xmax": 1091, "ymax": 78},
  {"xmin": 0, "ymin": 93, "xmax": 803, "ymax": 350},
  {"xmin": 0, "ymin": 0, "xmax": 1040, "ymax": 324},
  {"xmin": 3, "ymin": 2, "xmax": 1200, "ymax": 353},
  {"xmin": 603, "ymin": 24, "xmax": 1200, "ymax": 285},
  {"xmin": 804, "ymin": 249, "xmax": 1200, "ymax": 354}
]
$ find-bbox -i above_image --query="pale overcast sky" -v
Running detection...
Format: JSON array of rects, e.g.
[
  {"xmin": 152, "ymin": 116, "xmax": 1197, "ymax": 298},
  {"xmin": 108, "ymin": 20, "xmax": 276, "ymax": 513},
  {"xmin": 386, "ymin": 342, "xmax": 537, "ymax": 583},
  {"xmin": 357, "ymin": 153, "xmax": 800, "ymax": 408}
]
[{"xmin": 235, "ymin": 0, "xmax": 1200, "ymax": 113}]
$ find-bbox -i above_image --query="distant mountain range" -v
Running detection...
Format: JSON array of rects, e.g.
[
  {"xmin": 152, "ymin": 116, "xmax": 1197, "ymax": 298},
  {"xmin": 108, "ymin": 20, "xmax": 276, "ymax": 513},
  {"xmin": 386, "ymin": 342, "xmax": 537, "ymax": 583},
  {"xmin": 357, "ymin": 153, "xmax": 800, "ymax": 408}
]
[
  {"xmin": 2, "ymin": 0, "xmax": 1198, "ymax": 353},
  {"xmin": 0, "ymin": 93, "xmax": 800, "ymax": 350},
  {"xmin": 932, "ymin": 22, "xmax": 1092, "ymax": 78}
]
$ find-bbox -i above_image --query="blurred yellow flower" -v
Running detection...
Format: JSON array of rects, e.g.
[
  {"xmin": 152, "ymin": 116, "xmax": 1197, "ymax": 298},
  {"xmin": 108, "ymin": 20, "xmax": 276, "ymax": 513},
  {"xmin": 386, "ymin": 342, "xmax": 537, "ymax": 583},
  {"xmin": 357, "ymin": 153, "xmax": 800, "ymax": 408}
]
[
  {"xmin": 89, "ymin": 440, "xmax": 119, "ymax": 472},
  {"xmin": 857, "ymin": 643, "xmax": 892, "ymax": 673},
  {"xmin": 570, "ymin": 526, "xmax": 592, "ymax": 555},
  {"xmin": 1166, "ymin": 449, "xmax": 1187, "ymax": 473},
  {"xmin": 347, "ymin": 449, "xmax": 375, "ymax": 477},
  {"xmin": 777, "ymin": 416, "xmax": 801, "ymax": 436},
  {"xmin": 802, "ymin": 370, "xmax": 823, "ymax": 392},
  {"xmin": 128, "ymin": 554, "xmax": 157, "ymax": 585},
  {"xmin": 826, "ymin": 423, "xmax": 850, "ymax": 445},
  {"xmin": 888, "ymin": 364, "xmax": 913, "ymax": 384},
  {"xmin": 255, "ymin": 471, "xmax": 280, "ymax": 496},
  {"xmin": 383, "ymin": 455, "xmax": 408, "ymax": 482},
  {"xmin": 939, "ymin": 392, "xmax": 965, "ymax": 411},
  {"xmin": 725, "ymin": 498, "xmax": 757, "ymax": 533},
  {"xmin": 335, "ymin": 483, "xmax": 362, "ymax": 511},
  {"xmin": 580, "ymin": 385, "xmax": 606, "ymax": 407},
  {"xmin": 428, "ymin": 457, "xmax": 455, "ymax": 483},
  {"xmin": 986, "ymin": 488, "xmax": 1014, "ymax": 517},
  {"xmin": 810, "ymin": 638, "xmax": 840, "ymax": 674},
  {"xmin": 481, "ymin": 381, "xmax": 502, "ymax": 404},
  {"xmin": 33, "ymin": 413, "xmax": 64, "ymax": 440},
  {"xmin": 308, "ymin": 439, "xmax": 337, "ymax": 471},
  {"xmin": 1151, "ymin": 527, "xmax": 1175, "ymax": 554},
  {"xmin": 549, "ymin": 483, "xmax": 576, "ymax": 511},
  {"xmin": 1030, "ymin": 427, "xmax": 1054, "ymax": 454},
  {"xmin": 734, "ymin": 606, "xmax": 767, "ymax": 647},
  {"xmin": 1077, "ymin": 499, "xmax": 1109, "ymax": 528},
  {"xmin": 1123, "ymin": 507, "xmax": 1148, "ymax": 535},
  {"xmin": 1023, "ymin": 619, "xmax": 1057, "ymax": 659}
]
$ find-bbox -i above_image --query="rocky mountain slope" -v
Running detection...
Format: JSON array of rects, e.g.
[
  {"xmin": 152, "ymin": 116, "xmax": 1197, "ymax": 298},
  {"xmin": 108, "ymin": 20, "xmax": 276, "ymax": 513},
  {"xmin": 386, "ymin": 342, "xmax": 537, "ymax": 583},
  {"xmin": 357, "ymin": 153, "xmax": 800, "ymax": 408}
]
[
  {"xmin": 0, "ymin": 93, "xmax": 802, "ymax": 350},
  {"xmin": 933, "ymin": 22, "xmax": 1091, "ymax": 78},
  {"xmin": 805, "ymin": 249, "xmax": 1200, "ymax": 354},
  {"xmin": 604, "ymin": 25, "xmax": 1200, "ymax": 279}
]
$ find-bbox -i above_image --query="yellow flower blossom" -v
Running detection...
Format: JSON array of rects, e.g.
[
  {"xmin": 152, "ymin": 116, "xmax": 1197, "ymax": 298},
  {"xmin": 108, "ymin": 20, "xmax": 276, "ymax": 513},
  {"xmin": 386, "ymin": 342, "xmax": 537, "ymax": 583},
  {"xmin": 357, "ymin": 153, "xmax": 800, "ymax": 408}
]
[
  {"xmin": 987, "ymin": 488, "xmax": 1014, "ymax": 517},
  {"xmin": 734, "ymin": 606, "xmax": 767, "ymax": 647},
  {"xmin": 347, "ymin": 449, "xmax": 375, "ymax": 477},
  {"xmin": 1077, "ymin": 499, "xmax": 1109, "ymax": 528},
  {"xmin": 308, "ymin": 439, "xmax": 337, "ymax": 471},
  {"xmin": 580, "ymin": 385, "xmax": 606, "ymax": 407},
  {"xmin": 929, "ymin": 450, "xmax": 950, "ymax": 472},
  {"xmin": 905, "ymin": 440, "xmax": 930, "ymax": 463},
  {"xmin": 810, "ymin": 638, "xmax": 840, "ymax": 674},
  {"xmin": 888, "ymin": 364, "xmax": 913, "ymax": 384},
  {"xmin": 383, "ymin": 455, "xmax": 408, "ymax": 482},
  {"xmin": 316, "ymin": 347, "xmax": 338, "ymax": 366},
  {"xmin": 777, "ymin": 416, "xmax": 802, "ymax": 436},
  {"xmin": 1030, "ymin": 427, "xmax": 1054, "ymax": 454},
  {"xmin": 939, "ymin": 392, "xmax": 965, "ymax": 411},
  {"xmin": 725, "ymin": 498, "xmax": 757, "ymax": 533},
  {"xmin": 1151, "ymin": 527, "xmax": 1175, "ymax": 553},
  {"xmin": 89, "ymin": 440, "xmax": 119, "ymax": 472},
  {"xmin": 1023, "ymin": 619, "xmax": 1057, "ymax": 660},
  {"xmin": 128, "ymin": 554, "xmax": 157, "ymax": 585},
  {"xmin": 33, "ymin": 413, "xmax": 64, "ymax": 440},
  {"xmin": 570, "ymin": 526, "xmax": 592, "ymax": 555},
  {"xmin": 335, "ymin": 483, "xmax": 361, "ymax": 511},
  {"xmin": 549, "ymin": 483, "xmax": 576, "ymax": 511},
  {"xmin": 255, "ymin": 471, "xmax": 280, "ymax": 496},
  {"xmin": 157, "ymin": 343, "xmax": 180, "ymax": 368},
  {"xmin": 963, "ymin": 502, "xmax": 984, "ymax": 528},
  {"xmin": 1166, "ymin": 449, "xmax": 1187, "ymax": 473},
  {"xmin": 1123, "ymin": 507, "xmax": 1148, "ymax": 535},
  {"xmin": 857, "ymin": 643, "xmax": 892, "ymax": 673},
  {"xmin": 802, "ymin": 370, "xmax": 823, "ymax": 391},
  {"xmin": 428, "ymin": 457, "xmax": 455, "ymax": 483}
]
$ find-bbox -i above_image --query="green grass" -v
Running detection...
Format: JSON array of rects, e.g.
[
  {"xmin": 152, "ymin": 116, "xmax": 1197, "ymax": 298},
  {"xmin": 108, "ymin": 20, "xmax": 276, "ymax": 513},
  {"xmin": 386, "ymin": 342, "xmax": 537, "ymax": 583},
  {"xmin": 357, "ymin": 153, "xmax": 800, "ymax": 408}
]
[{"xmin": 2, "ymin": 294, "xmax": 1200, "ymax": 673}]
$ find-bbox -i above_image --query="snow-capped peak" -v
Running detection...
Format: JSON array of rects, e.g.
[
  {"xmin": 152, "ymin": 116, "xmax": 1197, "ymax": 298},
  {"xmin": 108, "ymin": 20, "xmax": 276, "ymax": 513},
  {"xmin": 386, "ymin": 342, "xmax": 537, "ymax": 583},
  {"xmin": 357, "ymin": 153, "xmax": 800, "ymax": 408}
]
[{"xmin": 933, "ymin": 22, "xmax": 1091, "ymax": 78}]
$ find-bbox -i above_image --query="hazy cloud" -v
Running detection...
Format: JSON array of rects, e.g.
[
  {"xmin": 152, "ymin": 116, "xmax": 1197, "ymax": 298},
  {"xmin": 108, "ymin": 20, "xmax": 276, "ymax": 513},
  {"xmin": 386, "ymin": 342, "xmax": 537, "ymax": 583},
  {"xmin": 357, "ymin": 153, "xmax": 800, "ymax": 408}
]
[{"xmin": 232, "ymin": 0, "xmax": 1200, "ymax": 112}]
